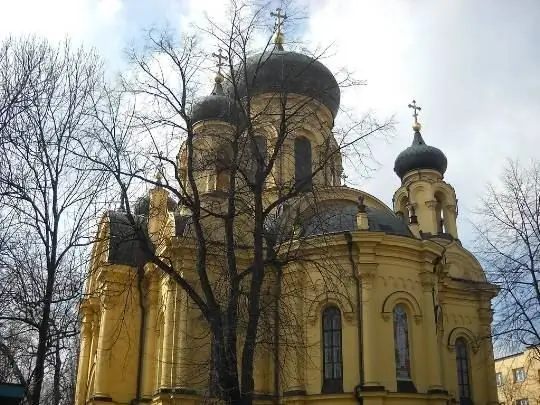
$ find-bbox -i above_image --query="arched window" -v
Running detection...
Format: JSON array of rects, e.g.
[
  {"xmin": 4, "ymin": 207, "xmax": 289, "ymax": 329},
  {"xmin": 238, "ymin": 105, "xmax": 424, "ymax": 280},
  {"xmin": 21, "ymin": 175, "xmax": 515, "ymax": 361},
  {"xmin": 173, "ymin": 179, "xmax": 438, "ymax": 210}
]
[
  {"xmin": 294, "ymin": 137, "xmax": 312, "ymax": 191},
  {"xmin": 434, "ymin": 192, "xmax": 446, "ymax": 234},
  {"xmin": 455, "ymin": 338, "xmax": 472, "ymax": 404},
  {"xmin": 216, "ymin": 148, "xmax": 231, "ymax": 192},
  {"xmin": 322, "ymin": 306, "xmax": 343, "ymax": 393},
  {"xmin": 393, "ymin": 304, "xmax": 416, "ymax": 392}
]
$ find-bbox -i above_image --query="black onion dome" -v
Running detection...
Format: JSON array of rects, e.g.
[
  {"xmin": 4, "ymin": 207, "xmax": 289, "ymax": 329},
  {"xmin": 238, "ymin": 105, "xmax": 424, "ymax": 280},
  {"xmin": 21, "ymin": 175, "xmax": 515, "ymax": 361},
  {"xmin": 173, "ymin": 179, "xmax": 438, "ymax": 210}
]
[
  {"xmin": 133, "ymin": 195, "xmax": 177, "ymax": 216},
  {"xmin": 190, "ymin": 79, "xmax": 241, "ymax": 125},
  {"xmin": 230, "ymin": 49, "xmax": 341, "ymax": 118},
  {"xmin": 394, "ymin": 129, "xmax": 448, "ymax": 179}
]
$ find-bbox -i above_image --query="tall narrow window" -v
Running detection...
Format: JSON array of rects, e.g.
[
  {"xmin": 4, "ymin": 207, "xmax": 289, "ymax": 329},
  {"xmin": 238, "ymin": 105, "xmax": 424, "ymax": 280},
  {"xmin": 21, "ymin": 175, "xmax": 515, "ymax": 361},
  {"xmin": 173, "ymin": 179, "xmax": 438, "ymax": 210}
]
[
  {"xmin": 322, "ymin": 306, "xmax": 343, "ymax": 393},
  {"xmin": 393, "ymin": 304, "xmax": 416, "ymax": 392},
  {"xmin": 294, "ymin": 137, "xmax": 312, "ymax": 191},
  {"xmin": 216, "ymin": 149, "xmax": 231, "ymax": 192},
  {"xmin": 455, "ymin": 338, "xmax": 472, "ymax": 404}
]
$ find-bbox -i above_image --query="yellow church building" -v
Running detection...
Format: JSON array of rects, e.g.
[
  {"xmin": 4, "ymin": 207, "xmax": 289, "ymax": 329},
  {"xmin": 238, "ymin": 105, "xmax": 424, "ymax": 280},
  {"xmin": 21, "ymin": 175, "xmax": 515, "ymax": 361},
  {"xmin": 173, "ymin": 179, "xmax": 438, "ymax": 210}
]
[{"xmin": 74, "ymin": 17, "xmax": 500, "ymax": 405}]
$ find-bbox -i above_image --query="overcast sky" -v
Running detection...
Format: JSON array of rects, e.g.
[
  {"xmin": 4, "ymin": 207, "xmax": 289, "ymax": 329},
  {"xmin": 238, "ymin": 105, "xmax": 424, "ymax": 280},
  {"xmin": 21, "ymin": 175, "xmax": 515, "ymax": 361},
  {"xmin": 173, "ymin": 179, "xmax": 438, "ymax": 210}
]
[{"xmin": 1, "ymin": 0, "xmax": 538, "ymax": 247}]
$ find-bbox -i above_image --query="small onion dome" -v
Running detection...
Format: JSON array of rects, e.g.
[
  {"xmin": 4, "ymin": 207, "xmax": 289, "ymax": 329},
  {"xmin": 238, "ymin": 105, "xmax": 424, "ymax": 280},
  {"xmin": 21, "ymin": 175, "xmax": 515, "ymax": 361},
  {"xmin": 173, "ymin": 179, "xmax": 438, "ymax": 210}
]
[
  {"xmin": 229, "ymin": 49, "xmax": 341, "ymax": 118},
  {"xmin": 133, "ymin": 195, "xmax": 177, "ymax": 216},
  {"xmin": 394, "ymin": 123, "xmax": 448, "ymax": 179},
  {"xmin": 190, "ymin": 74, "xmax": 241, "ymax": 125}
]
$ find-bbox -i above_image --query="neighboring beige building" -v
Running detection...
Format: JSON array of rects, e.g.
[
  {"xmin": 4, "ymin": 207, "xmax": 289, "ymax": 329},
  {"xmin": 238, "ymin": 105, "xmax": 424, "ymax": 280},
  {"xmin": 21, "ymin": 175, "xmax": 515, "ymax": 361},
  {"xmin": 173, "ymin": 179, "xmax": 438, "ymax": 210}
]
[{"xmin": 495, "ymin": 346, "xmax": 540, "ymax": 405}]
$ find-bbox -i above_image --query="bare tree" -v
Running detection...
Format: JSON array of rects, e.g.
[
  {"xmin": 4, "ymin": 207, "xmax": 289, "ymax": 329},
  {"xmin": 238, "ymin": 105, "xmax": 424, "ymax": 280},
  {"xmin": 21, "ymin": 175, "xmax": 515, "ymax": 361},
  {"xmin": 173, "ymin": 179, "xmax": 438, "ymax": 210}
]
[
  {"xmin": 0, "ymin": 37, "xmax": 108, "ymax": 405},
  {"xmin": 473, "ymin": 159, "xmax": 540, "ymax": 358},
  {"xmin": 80, "ymin": 2, "xmax": 393, "ymax": 405}
]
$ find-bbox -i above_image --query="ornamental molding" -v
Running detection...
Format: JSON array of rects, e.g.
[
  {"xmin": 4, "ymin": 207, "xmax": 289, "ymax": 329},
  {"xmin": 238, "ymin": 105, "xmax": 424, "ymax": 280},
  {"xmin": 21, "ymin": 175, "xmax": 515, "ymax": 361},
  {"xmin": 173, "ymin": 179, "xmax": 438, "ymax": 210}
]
[{"xmin": 381, "ymin": 290, "xmax": 423, "ymax": 325}]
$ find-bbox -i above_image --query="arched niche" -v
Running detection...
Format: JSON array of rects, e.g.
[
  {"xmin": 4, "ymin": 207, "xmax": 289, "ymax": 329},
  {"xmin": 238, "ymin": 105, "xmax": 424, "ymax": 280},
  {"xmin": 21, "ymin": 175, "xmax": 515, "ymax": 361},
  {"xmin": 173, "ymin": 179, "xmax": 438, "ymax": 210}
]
[
  {"xmin": 447, "ymin": 327, "xmax": 479, "ymax": 354},
  {"xmin": 306, "ymin": 291, "xmax": 355, "ymax": 326},
  {"xmin": 381, "ymin": 291, "xmax": 422, "ymax": 324}
]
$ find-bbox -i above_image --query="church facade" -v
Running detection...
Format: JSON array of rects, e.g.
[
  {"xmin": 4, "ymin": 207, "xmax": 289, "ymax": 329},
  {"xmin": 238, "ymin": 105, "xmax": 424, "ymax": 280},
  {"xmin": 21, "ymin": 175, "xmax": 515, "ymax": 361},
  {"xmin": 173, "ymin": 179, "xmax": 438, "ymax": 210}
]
[{"xmin": 74, "ymin": 19, "xmax": 499, "ymax": 405}]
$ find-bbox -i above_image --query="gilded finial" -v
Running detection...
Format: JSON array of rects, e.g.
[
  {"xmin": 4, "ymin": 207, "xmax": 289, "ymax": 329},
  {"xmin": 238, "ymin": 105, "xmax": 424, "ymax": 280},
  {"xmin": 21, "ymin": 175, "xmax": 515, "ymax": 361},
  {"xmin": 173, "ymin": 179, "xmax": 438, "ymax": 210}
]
[
  {"xmin": 408, "ymin": 99, "xmax": 422, "ymax": 132},
  {"xmin": 211, "ymin": 47, "xmax": 228, "ymax": 83},
  {"xmin": 270, "ymin": 7, "xmax": 287, "ymax": 50}
]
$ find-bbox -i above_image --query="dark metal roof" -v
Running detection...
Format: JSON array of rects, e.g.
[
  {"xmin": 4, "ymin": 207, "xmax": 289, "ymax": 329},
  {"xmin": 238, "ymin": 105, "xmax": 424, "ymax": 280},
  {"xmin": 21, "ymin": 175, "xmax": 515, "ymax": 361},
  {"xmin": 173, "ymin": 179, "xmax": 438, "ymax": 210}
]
[
  {"xmin": 301, "ymin": 201, "xmax": 412, "ymax": 237},
  {"xmin": 394, "ymin": 130, "xmax": 447, "ymax": 179},
  {"xmin": 228, "ymin": 49, "xmax": 341, "ymax": 118},
  {"xmin": 107, "ymin": 211, "xmax": 151, "ymax": 267},
  {"xmin": 190, "ymin": 81, "xmax": 242, "ymax": 125}
]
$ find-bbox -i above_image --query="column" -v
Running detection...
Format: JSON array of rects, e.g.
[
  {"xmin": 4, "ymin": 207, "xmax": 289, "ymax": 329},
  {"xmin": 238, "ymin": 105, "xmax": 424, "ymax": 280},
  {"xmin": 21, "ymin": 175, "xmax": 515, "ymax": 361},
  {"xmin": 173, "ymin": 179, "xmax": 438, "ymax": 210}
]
[
  {"xmin": 174, "ymin": 287, "xmax": 190, "ymax": 391},
  {"xmin": 75, "ymin": 303, "xmax": 93, "ymax": 405},
  {"xmin": 283, "ymin": 276, "xmax": 303, "ymax": 394},
  {"xmin": 419, "ymin": 272, "xmax": 443, "ymax": 391},
  {"xmin": 361, "ymin": 266, "xmax": 381, "ymax": 388},
  {"xmin": 141, "ymin": 276, "xmax": 159, "ymax": 398},
  {"xmin": 444, "ymin": 204, "xmax": 458, "ymax": 239},
  {"xmin": 424, "ymin": 200, "xmax": 439, "ymax": 235},
  {"xmin": 160, "ymin": 277, "xmax": 176, "ymax": 389},
  {"xmin": 93, "ymin": 287, "xmax": 119, "ymax": 399},
  {"xmin": 479, "ymin": 307, "xmax": 499, "ymax": 405}
]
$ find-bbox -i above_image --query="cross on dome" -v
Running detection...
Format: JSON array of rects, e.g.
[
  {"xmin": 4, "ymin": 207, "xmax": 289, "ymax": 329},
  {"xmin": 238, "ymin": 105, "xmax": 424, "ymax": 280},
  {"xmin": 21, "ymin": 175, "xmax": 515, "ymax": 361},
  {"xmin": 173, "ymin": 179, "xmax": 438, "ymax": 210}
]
[
  {"xmin": 270, "ymin": 7, "xmax": 287, "ymax": 49},
  {"xmin": 408, "ymin": 100, "xmax": 422, "ymax": 131},
  {"xmin": 211, "ymin": 47, "xmax": 228, "ymax": 80}
]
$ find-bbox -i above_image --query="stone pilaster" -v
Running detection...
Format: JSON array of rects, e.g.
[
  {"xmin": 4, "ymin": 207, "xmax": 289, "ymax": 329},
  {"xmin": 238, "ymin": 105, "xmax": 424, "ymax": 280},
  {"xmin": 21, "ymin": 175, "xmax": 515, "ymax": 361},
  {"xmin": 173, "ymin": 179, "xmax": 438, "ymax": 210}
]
[
  {"xmin": 141, "ymin": 274, "xmax": 160, "ymax": 398},
  {"xmin": 75, "ymin": 302, "xmax": 94, "ymax": 405},
  {"xmin": 360, "ymin": 264, "xmax": 383, "ymax": 390},
  {"xmin": 419, "ymin": 272, "xmax": 444, "ymax": 392},
  {"xmin": 93, "ymin": 285, "xmax": 122, "ymax": 400},
  {"xmin": 159, "ymin": 277, "xmax": 176, "ymax": 389}
]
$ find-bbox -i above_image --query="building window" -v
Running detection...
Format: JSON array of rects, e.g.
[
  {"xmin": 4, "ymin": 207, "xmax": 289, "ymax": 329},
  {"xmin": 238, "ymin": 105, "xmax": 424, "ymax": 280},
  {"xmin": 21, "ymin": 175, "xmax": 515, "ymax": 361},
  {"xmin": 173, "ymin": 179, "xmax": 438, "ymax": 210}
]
[
  {"xmin": 294, "ymin": 137, "xmax": 312, "ymax": 191},
  {"xmin": 455, "ymin": 338, "xmax": 472, "ymax": 404},
  {"xmin": 515, "ymin": 399, "xmax": 529, "ymax": 405},
  {"xmin": 496, "ymin": 372, "xmax": 503, "ymax": 387},
  {"xmin": 513, "ymin": 367, "xmax": 526, "ymax": 383},
  {"xmin": 393, "ymin": 304, "xmax": 416, "ymax": 392},
  {"xmin": 322, "ymin": 306, "xmax": 343, "ymax": 393}
]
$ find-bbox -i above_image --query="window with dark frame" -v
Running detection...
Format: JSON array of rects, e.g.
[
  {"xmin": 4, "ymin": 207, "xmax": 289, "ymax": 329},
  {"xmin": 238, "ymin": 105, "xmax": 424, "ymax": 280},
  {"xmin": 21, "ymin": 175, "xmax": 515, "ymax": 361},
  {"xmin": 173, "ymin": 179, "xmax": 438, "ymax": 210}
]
[
  {"xmin": 294, "ymin": 137, "xmax": 312, "ymax": 191},
  {"xmin": 455, "ymin": 337, "xmax": 472, "ymax": 404},
  {"xmin": 322, "ymin": 305, "xmax": 343, "ymax": 393}
]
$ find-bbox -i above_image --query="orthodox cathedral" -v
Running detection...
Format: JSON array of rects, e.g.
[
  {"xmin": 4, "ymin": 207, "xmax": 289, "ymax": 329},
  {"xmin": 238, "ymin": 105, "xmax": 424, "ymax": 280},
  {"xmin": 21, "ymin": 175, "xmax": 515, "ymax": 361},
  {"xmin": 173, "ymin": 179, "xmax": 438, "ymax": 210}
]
[{"xmin": 75, "ymin": 12, "xmax": 499, "ymax": 405}]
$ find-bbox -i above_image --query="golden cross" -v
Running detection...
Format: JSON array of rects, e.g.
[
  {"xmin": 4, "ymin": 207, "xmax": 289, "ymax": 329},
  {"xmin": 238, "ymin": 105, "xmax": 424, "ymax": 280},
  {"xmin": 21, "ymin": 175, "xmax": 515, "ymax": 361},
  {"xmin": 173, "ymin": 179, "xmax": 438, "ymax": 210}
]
[
  {"xmin": 408, "ymin": 100, "xmax": 422, "ymax": 124},
  {"xmin": 271, "ymin": 7, "xmax": 287, "ymax": 35},
  {"xmin": 211, "ymin": 48, "xmax": 228, "ymax": 76}
]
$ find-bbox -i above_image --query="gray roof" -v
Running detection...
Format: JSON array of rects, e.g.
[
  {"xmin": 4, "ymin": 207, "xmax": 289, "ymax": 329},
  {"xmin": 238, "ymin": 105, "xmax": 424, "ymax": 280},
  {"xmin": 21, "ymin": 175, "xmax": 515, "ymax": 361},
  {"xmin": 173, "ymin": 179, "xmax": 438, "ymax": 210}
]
[
  {"xmin": 394, "ymin": 130, "xmax": 447, "ymax": 179},
  {"xmin": 227, "ymin": 49, "xmax": 341, "ymax": 118},
  {"xmin": 107, "ymin": 211, "xmax": 151, "ymax": 267},
  {"xmin": 300, "ymin": 201, "xmax": 412, "ymax": 238}
]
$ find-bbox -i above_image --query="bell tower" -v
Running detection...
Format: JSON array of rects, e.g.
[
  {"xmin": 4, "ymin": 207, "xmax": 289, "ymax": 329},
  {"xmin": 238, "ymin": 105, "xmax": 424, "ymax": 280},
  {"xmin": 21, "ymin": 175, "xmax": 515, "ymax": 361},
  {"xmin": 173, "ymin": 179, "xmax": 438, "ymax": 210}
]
[{"xmin": 392, "ymin": 100, "xmax": 459, "ymax": 240}]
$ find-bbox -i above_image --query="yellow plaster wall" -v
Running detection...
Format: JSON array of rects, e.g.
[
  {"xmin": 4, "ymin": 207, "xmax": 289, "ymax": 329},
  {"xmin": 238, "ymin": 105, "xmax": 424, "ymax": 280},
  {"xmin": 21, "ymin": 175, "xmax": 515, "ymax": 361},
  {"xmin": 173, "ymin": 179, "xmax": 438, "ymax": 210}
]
[{"xmin": 495, "ymin": 347, "xmax": 540, "ymax": 404}]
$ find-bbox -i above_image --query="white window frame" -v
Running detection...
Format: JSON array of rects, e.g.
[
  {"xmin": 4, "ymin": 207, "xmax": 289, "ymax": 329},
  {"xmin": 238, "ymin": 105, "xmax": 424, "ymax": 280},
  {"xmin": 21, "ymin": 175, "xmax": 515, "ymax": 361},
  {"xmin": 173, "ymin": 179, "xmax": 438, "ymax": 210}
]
[
  {"xmin": 514, "ymin": 367, "xmax": 526, "ymax": 383},
  {"xmin": 496, "ymin": 372, "xmax": 503, "ymax": 386}
]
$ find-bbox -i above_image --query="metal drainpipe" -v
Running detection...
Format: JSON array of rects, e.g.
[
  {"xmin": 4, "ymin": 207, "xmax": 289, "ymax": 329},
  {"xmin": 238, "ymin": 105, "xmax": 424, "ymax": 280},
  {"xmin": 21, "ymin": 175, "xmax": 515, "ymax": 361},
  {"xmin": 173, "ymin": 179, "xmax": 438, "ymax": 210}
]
[{"xmin": 344, "ymin": 231, "xmax": 364, "ymax": 405}]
